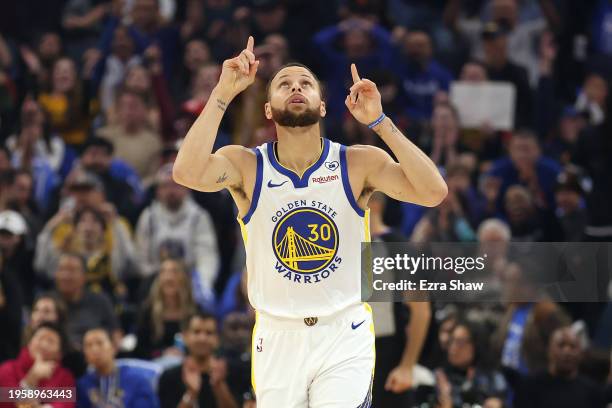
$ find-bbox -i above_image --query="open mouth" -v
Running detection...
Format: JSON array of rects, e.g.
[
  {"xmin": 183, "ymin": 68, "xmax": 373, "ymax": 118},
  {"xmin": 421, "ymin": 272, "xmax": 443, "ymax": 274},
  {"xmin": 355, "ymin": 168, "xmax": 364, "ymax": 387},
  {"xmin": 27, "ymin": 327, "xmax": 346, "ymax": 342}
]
[{"xmin": 288, "ymin": 95, "xmax": 306, "ymax": 105}]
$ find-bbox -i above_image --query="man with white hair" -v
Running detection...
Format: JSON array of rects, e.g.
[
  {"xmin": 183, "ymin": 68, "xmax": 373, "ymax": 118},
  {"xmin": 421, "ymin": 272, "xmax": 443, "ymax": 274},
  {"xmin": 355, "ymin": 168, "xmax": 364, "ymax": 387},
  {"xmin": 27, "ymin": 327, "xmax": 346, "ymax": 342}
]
[{"xmin": 135, "ymin": 164, "xmax": 219, "ymax": 307}]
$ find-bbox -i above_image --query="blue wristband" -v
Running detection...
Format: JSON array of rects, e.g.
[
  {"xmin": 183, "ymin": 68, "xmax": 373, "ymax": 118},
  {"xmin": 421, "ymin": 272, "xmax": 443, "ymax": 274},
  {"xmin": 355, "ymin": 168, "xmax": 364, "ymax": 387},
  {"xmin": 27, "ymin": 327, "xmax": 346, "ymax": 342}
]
[{"xmin": 367, "ymin": 113, "xmax": 386, "ymax": 129}]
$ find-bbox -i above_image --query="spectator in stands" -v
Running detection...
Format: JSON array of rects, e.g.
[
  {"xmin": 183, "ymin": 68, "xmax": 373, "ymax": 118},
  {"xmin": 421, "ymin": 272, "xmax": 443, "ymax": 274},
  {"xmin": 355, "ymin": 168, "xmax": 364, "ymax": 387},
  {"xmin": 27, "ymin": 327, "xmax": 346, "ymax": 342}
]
[
  {"xmin": 61, "ymin": 0, "xmax": 111, "ymax": 54},
  {"xmin": 444, "ymin": 0, "xmax": 557, "ymax": 84},
  {"xmin": 22, "ymin": 292, "xmax": 67, "ymax": 344},
  {"xmin": 38, "ymin": 57, "xmax": 97, "ymax": 148},
  {"xmin": 572, "ymin": 84, "xmax": 612, "ymax": 241},
  {"xmin": 0, "ymin": 231, "xmax": 25, "ymax": 362},
  {"xmin": 0, "ymin": 210, "xmax": 35, "ymax": 304},
  {"xmin": 136, "ymin": 164, "xmax": 219, "ymax": 306},
  {"xmin": 76, "ymin": 137, "xmax": 140, "ymax": 221},
  {"xmin": 504, "ymin": 185, "xmax": 563, "ymax": 241},
  {"xmin": 435, "ymin": 319, "xmax": 507, "ymax": 408},
  {"xmin": 6, "ymin": 97, "xmax": 75, "ymax": 178},
  {"xmin": 180, "ymin": 63, "xmax": 221, "ymax": 123},
  {"xmin": 35, "ymin": 199, "xmax": 137, "ymax": 299},
  {"xmin": 97, "ymin": 89, "xmax": 162, "ymax": 184},
  {"xmin": 489, "ymin": 130, "xmax": 561, "ymax": 211},
  {"xmin": 426, "ymin": 102, "xmax": 466, "ymax": 168},
  {"xmin": 411, "ymin": 165, "xmax": 477, "ymax": 242},
  {"xmin": 173, "ymin": 38, "xmax": 212, "ymax": 104},
  {"xmin": 313, "ymin": 17, "xmax": 394, "ymax": 123},
  {"xmin": 98, "ymin": 24, "xmax": 142, "ymax": 113},
  {"xmin": 480, "ymin": 21, "xmax": 533, "ymax": 128},
  {"xmin": 98, "ymin": 0, "xmax": 180, "ymax": 78},
  {"xmin": 78, "ymin": 327, "xmax": 159, "ymax": 408},
  {"xmin": 493, "ymin": 300, "xmax": 571, "ymax": 377},
  {"xmin": 544, "ymin": 106, "xmax": 588, "ymax": 165},
  {"xmin": 6, "ymin": 100, "xmax": 62, "ymax": 213},
  {"xmin": 157, "ymin": 311, "xmax": 240, "ymax": 408},
  {"xmin": 3, "ymin": 169, "xmax": 45, "ymax": 248},
  {"xmin": 574, "ymin": 73, "xmax": 607, "ymax": 126},
  {"xmin": 217, "ymin": 267, "xmax": 253, "ymax": 322},
  {"xmin": 0, "ymin": 322, "xmax": 75, "ymax": 408},
  {"xmin": 51, "ymin": 252, "xmax": 120, "ymax": 350},
  {"xmin": 515, "ymin": 325, "xmax": 606, "ymax": 407},
  {"xmin": 395, "ymin": 30, "xmax": 453, "ymax": 121},
  {"xmin": 554, "ymin": 166, "xmax": 588, "ymax": 242},
  {"xmin": 134, "ymin": 258, "xmax": 196, "ymax": 360}
]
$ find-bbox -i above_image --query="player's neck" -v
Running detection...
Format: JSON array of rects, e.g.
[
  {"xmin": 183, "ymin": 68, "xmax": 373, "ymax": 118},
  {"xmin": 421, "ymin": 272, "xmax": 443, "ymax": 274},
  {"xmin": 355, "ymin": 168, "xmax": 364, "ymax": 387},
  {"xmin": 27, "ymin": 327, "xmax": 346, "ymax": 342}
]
[{"xmin": 275, "ymin": 126, "xmax": 322, "ymax": 175}]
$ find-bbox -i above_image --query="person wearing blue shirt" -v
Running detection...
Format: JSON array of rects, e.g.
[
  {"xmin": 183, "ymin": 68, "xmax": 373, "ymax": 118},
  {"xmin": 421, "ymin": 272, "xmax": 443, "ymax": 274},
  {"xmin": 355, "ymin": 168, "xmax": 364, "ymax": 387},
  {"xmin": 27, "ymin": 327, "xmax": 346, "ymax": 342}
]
[
  {"xmin": 78, "ymin": 327, "xmax": 160, "ymax": 408},
  {"xmin": 395, "ymin": 30, "xmax": 453, "ymax": 121},
  {"xmin": 488, "ymin": 130, "xmax": 561, "ymax": 211},
  {"xmin": 312, "ymin": 18, "xmax": 396, "ymax": 124}
]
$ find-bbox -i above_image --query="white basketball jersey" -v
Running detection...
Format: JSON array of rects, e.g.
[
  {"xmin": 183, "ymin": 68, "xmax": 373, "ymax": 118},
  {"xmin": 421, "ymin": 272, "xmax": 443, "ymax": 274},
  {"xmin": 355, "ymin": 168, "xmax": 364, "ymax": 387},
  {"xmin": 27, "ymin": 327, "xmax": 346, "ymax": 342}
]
[{"xmin": 238, "ymin": 138, "xmax": 370, "ymax": 318}]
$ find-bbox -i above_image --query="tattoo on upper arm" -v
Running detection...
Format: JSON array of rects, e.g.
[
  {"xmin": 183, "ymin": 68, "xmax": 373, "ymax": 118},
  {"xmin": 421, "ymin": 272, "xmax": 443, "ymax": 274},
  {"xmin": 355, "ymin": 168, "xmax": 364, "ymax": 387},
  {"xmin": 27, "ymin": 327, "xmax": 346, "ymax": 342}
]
[
  {"xmin": 216, "ymin": 172, "xmax": 228, "ymax": 183},
  {"xmin": 216, "ymin": 98, "xmax": 227, "ymax": 112}
]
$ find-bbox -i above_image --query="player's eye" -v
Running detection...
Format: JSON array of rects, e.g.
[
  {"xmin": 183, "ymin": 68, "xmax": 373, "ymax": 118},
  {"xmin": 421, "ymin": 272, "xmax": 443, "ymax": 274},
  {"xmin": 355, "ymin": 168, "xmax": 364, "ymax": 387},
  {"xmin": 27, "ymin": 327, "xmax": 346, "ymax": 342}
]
[
  {"xmin": 302, "ymin": 81, "xmax": 312, "ymax": 87},
  {"xmin": 279, "ymin": 82, "xmax": 289, "ymax": 88}
]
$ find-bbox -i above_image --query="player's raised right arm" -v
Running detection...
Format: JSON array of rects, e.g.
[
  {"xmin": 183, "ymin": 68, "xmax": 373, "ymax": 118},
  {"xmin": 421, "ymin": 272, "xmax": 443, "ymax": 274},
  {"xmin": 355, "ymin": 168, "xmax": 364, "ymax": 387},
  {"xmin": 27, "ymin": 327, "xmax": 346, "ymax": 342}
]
[{"xmin": 172, "ymin": 36, "xmax": 259, "ymax": 192}]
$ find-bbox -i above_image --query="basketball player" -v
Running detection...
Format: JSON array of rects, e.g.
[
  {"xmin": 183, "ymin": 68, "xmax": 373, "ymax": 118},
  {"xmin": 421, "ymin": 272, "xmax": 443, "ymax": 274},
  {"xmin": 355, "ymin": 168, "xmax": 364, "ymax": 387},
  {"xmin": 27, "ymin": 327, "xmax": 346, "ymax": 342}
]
[{"xmin": 173, "ymin": 36, "xmax": 447, "ymax": 407}]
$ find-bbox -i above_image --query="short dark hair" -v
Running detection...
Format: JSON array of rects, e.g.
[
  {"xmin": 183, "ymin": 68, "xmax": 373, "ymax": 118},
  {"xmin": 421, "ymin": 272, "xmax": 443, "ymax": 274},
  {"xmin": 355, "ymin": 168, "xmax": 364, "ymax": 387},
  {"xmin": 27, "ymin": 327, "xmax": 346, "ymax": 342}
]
[
  {"xmin": 58, "ymin": 251, "xmax": 87, "ymax": 273},
  {"xmin": 83, "ymin": 326, "xmax": 113, "ymax": 343},
  {"xmin": 181, "ymin": 309, "xmax": 217, "ymax": 332},
  {"xmin": 31, "ymin": 321, "xmax": 70, "ymax": 356},
  {"xmin": 82, "ymin": 137, "xmax": 114, "ymax": 156},
  {"xmin": 266, "ymin": 62, "xmax": 325, "ymax": 101}
]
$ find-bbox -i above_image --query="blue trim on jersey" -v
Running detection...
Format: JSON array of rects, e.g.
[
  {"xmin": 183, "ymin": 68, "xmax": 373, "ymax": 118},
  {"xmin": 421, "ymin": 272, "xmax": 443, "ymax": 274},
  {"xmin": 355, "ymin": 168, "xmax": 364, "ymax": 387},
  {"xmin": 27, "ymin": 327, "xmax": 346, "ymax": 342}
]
[
  {"xmin": 340, "ymin": 145, "xmax": 366, "ymax": 217},
  {"xmin": 242, "ymin": 148, "xmax": 263, "ymax": 224},
  {"xmin": 266, "ymin": 138, "xmax": 330, "ymax": 188}
]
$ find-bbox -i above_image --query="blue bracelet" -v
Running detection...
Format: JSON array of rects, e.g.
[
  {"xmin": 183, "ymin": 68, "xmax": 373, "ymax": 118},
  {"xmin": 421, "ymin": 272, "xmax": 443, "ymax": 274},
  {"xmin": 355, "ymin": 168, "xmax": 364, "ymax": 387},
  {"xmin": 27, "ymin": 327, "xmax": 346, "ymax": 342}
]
[{"xmin": 367, "ymin": 113, "xmax": 386, "ymax": 129}]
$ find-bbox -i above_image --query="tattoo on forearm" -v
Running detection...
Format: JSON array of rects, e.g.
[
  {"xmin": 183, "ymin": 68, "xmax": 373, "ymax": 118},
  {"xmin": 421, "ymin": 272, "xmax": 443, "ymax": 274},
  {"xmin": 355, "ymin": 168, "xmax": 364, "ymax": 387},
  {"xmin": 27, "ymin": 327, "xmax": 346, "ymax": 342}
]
[
  {"xmin": 390, "ymin": 122, "xmax": 399, "ymax": 134},
  {"xmin": 216, "ymin": 98, "xmax": 227, "ymax": 112},
  {"xmin": 216, "ymin": 172, "xmax": 228, "ymax": 183}
]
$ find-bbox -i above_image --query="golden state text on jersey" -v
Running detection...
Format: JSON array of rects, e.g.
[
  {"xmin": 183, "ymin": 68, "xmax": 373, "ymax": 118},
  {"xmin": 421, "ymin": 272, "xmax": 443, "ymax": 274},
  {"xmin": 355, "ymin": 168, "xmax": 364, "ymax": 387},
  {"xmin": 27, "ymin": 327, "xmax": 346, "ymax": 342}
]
[{"xmin": 271, "ymin": 203, "xmax": 342, "ymax": 283}]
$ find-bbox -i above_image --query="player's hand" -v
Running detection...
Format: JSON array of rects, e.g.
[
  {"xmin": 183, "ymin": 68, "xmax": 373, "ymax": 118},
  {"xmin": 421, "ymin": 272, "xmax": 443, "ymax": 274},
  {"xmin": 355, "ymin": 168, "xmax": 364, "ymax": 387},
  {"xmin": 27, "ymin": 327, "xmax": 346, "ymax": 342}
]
[
  {"xmin": 216, "ymin": 36, "xmax": 259, "ymax": 101},
  {"xmin": 384, "ymin": 365, "xmax": 413, "ymax": 393},
  {"xmin": 345, "ymin": 64, "xmax": 383, "ymax": 126}
]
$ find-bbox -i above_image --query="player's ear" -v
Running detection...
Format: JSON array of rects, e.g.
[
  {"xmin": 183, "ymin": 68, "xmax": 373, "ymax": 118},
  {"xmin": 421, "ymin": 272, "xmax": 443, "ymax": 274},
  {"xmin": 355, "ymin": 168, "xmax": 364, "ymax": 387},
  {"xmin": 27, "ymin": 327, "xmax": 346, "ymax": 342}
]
[
  {"xmin": 264, "ymin": 102, "xmax": 273, "ymax": 120},
  {"xmin": 319, "ymin": 101, "xmax": 326, "ymax": 118}
]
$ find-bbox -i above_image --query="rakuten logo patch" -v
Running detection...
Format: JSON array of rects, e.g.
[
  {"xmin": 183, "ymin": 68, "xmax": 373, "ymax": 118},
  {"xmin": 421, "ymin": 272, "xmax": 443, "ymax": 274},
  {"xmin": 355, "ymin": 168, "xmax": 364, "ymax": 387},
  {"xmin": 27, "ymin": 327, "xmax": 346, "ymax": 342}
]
[{"xmin": 312, "ymin": 175, "xmax": 339, "ymax": 184}]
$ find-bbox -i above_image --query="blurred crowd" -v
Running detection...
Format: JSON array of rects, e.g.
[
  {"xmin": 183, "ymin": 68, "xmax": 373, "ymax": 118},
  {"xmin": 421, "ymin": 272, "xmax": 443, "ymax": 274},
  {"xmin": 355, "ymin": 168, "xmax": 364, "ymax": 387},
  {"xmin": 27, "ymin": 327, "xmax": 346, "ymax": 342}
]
[{"xmin": 0, "ymin": 0, "xmax": 611, "ymax": 407}]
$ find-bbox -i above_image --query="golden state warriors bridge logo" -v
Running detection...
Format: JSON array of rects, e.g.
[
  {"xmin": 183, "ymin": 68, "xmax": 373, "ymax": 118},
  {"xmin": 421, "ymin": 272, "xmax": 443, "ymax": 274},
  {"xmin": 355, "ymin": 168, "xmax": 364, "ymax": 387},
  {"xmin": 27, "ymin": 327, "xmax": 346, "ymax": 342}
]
[{"xmin": 272, "ymin": 204, "xmax": 342, "ymax": 284}]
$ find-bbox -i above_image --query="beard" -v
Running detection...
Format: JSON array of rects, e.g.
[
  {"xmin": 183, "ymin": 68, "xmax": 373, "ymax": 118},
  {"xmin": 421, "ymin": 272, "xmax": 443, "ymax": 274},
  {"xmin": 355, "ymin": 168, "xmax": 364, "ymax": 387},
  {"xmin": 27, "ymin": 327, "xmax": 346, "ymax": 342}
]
[{"xmin": 271, "ymin": 105, "xmax": 320, "ymax": 127}]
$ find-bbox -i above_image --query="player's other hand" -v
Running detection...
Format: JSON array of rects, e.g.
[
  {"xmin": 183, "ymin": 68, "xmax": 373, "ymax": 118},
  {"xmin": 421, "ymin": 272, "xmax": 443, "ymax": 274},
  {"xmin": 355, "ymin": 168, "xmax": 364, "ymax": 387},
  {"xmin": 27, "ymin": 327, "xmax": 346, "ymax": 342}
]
[
  {"xmin": 345, "ymin": 63, "xmax": 383, "ymax": 126},
  {"xmin": 217, "ymin": 36, "xmax": 259, "ymax": 101}
]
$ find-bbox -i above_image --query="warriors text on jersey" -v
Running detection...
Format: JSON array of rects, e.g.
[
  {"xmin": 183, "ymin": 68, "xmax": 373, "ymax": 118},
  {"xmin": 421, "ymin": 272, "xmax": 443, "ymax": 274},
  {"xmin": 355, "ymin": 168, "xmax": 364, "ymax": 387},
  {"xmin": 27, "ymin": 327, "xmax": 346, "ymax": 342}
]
[{"xmin": 238, "ymin": 138, "xmax": 370, "ymax": 318}]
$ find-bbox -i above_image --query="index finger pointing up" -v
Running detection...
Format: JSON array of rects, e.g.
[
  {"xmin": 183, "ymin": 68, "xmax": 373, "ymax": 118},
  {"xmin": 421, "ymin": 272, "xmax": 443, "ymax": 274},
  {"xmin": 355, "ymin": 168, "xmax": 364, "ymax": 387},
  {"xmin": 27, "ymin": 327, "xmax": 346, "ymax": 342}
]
[
  {"xmin": 351, "ymin": 63, "xmax": 360, "ymax": 84},
  {"xmin": 246, "ymin": 36, "xmax": 254, "ymax": 53}
]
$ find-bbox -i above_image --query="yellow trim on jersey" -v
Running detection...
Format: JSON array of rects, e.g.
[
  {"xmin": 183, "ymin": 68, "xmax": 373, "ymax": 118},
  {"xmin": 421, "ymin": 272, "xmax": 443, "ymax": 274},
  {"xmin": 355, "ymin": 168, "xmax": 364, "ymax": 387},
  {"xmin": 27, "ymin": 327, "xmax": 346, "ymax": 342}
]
[
  {"xmin": 273, "ymin": 137, "xmax": 324, "ymax": 179},
  {"xmin": 364, "ymin": 302, "xmax": 376, "ymax": 377},
  {"xmin": 237, "ymin": 218, "xmax": 248, "ymax": 245},
  {"xmin": 251, "ymin": 311, "xmax": 259, "ymax": 393},
  {"xmin": 364, "ymin": 209, "xmax": 371, "ymax": 242}
]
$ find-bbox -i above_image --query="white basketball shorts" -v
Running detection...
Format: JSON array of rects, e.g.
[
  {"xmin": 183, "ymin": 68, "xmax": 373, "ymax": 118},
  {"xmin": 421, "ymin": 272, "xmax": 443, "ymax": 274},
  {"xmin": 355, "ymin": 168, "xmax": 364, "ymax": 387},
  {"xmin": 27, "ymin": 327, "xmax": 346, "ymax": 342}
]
[{"xmin": 251, "ymin": 303, "xmax": 375, "ymax": 408}]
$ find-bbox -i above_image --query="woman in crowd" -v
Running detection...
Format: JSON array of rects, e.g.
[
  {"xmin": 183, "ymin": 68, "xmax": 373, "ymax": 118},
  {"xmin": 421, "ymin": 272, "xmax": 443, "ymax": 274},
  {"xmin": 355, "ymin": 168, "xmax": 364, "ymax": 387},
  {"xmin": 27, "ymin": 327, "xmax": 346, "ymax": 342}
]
[
  {"xmin": 37, "ymin": 57, "xmax": 97, "ymax": 149},
  {"xmin": 435, "ymin": 319, "xmax": 508, "ymax": 408},
  {"xmin": 22, "ymin": 292, "xmax": 67, "ymax": 344},
  {"xmin": 133, "ymin": 258, "xmax": 196, "ymax": 359}
]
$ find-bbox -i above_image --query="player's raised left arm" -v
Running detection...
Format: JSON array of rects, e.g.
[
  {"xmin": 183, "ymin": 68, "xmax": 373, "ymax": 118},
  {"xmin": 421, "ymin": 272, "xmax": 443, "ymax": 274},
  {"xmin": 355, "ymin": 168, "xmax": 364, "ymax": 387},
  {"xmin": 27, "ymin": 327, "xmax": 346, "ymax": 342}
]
[{"xmin": 345, "ymin": 64, "xmax": 447, "ymax": 207}]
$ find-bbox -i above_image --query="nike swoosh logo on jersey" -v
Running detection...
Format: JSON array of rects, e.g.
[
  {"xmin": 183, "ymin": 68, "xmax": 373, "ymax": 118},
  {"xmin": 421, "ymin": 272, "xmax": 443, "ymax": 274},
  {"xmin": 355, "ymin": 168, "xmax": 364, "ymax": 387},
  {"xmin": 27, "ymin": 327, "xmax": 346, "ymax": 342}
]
[
  {"xmin": 267, "ymin": 180, "xmax": 288, "ymax": 188},
  {"xmin": 351, "ymin": 320, "xmax": 366, "ymax": 330}
]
